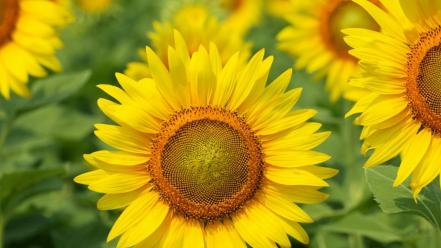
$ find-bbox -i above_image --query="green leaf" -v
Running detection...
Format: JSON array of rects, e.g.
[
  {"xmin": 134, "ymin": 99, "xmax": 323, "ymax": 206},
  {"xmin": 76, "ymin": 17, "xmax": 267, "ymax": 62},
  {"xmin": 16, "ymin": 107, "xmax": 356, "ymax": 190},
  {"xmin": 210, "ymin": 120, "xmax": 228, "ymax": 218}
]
[
  {"xmin": 15, "ymin": 71, "xmax": 91, "ymax": 109},
  {"xmin": 13, "ymin": 105, "xmax": 98, "ymax": 141},
  {"xmin": 0, "ymin": 168, "xmax": 65, "ymax": 215},
  {"xmin": 310, "ymin": 231, "xmax": 348, "ymax": 248},
  {"xmin": 323, "ymin": 212, "xmax": 403, "ymax": 243},
  {"xmin": 366, "ymin": 166, "xmax": 441, "ymax": 229}
]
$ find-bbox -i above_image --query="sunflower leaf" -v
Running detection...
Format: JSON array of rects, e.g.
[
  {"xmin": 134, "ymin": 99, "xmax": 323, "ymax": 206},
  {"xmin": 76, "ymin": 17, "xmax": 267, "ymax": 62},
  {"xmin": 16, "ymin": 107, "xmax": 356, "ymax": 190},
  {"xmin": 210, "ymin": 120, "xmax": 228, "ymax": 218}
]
[
  {"xmin": 0, "ymin": 168, "xmax": 65, "ymax": 216},
  {"xmin": 366, "ymin": 166, "xmax": 441, "ymax": 229},
  {"xmin": 322, "ymin": 212, "xmax": 404, "ymax": 243},
  {"xmin": 12, "ymin": 71, "xmax": 91, "ymax": 110}
]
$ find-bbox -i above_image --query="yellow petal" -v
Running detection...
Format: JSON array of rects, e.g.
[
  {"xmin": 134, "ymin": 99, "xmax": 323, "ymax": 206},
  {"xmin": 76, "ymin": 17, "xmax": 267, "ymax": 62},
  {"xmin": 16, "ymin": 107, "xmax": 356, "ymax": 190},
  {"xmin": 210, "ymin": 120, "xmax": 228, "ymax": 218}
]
[
  {"xmin": 94, "ymin": 124, "xmax": 151, "ymax": 155},
  {"xmin": 182, "ymin": 219, "xmax": 204, "ymax": 248},
  {"xmin": 88, "ymin": 172, "xmax": 150, "ymax": 194},
  {"xmin": 118, "ymin": 200, "xmax": 170, "ymax": 247},
  {"xmin": 265, "ymin": 184, "xmax": 328, "ymax": 204},
  {"xmin": 266, "ymin": 151, "xmax": 331, "ymax": 168},
  {"xmin": 97, "ymin": 189, "xmax": 144, "ymax": 210},
  {"xmin": 257, "ymin": 109, "xmax": 317, "ymax": 136},
  {"xmin": 232, "ymin": 211, "xmax": 276, "ymax": 248},
  {"xmin": 265, "ymin": 167, "xmax": 329, "ymax": 187},
  {"xmin": 258, "ymin": 191, "xmax": 313, "ymax": 223},
  {"xmin": 107, "ymin": 190, "xmax": 160, "ymax": 241},
  {"xmin": 394, "ymin": 128, "xmax": 431, "ymax": 186},
  {"xmin": 74, "ymin": 169, "xmax": 107, "ymax": 185}
]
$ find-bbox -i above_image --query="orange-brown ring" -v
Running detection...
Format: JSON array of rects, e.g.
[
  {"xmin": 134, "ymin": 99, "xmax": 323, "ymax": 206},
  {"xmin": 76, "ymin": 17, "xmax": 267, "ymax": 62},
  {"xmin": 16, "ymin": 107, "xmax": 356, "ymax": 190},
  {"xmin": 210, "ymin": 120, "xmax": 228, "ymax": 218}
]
[
  {"xmin": 407, "ymin": 25, "xmax": 441, "ymax": 134},
  {"xmin": 319, "ymin": 0, "xmax": 381, "ymax": 62},
  {"xmin": 0, "ymin": 0, "xmax": 19, "ymax": 45}
]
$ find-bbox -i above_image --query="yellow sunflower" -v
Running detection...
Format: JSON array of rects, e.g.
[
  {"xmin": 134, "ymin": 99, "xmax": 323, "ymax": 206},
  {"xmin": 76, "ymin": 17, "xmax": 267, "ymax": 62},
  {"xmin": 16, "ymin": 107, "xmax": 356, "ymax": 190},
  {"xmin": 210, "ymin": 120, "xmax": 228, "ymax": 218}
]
[
  {"xmin": 75, "ymin": 0, "xmax": 112, "ymax": 13},
  {"xmin": 345, "ymin": 0, "xmax": 441, "ymax": 196},
  {"xmin": 75, "ymin": 31, "xmax": 336, "ymax": 247},
  {"xmin": 277, "ymin": 0, "xmax": 380, "ymax": 102},
  {"xmin": 125, "ymin": 4, "xmax": 250, "ymax": 81},
  {"xmin": 217, "ymin": 0, "xmax": 263, "ymax": 35},
  {"xmin": 267, "ymin": 0, "xmax": 295, "ymax": 19},
  {"xmin": 0, "ymin": 0, "xmax": 71, "ymax": 99}
]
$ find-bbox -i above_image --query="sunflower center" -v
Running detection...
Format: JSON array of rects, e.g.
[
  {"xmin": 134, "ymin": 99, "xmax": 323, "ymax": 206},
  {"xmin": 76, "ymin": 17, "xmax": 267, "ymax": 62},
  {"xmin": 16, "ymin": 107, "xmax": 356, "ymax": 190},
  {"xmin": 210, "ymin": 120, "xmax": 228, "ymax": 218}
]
[
  {"xmin": 0, "ymin": 0, "xmax": 19, "ymax": 45},
  {"xmin": 407, "ymin": 26, "xmax": 441, "ymax": 134},
  {"xmin": 321, "ymin": 0, "xmax": 379, "ymax": 60},
  {"xmin": 149, "ymin": 107, "xmax": 264, "ymax": 221}
]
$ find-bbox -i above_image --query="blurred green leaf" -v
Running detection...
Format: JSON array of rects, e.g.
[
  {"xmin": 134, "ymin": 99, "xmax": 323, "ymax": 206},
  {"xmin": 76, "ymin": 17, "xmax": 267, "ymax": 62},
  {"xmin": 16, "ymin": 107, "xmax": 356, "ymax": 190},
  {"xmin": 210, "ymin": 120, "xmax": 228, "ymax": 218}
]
[
  {"xmin": 4, "ymin": 213, "xmax": 52, "ymax": 243},
  {"xmin": 0, "ymin": 168, "xmax": 64, "ymax": 215},
  {"xmin": 311, "ymin": 231, "xmax": 348, "ymax": 248},
  {"xmin": 13, "ymin": 105, "xmax": 98, "ymax": 141},
  {"xmin": 366, "ymin": 166, "xmax": 441, "ymax": 229},
  {"xmin": 323, "ymin": 213, "xmax": 403, "ymax": 243},
  {"xmin": 15, "ymin": 71, "xmax": 91, "ymax": 110}
]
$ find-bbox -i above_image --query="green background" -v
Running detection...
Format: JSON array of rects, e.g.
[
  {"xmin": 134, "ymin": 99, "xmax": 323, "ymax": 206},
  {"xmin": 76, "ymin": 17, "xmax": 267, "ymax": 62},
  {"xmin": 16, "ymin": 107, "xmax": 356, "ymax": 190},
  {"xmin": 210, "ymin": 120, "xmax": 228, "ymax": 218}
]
[{"xmin": 0, "ymin": 0, "xmax": 440, "ymax": 247}]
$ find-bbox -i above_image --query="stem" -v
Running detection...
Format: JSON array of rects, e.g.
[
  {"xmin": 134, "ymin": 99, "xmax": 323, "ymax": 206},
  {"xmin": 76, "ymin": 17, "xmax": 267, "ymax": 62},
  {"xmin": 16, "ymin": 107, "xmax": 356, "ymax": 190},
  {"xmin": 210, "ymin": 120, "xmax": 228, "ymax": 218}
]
[
  {"xmin": 434, "ymin": 227, "xmax": 441, "ymax": 248},
  {"xmin": 0, "ymin": 112, "xmax": 14, "ymax": 248},
  {"xmin": 341, "ymin": 101, "xmax": 365, "ymax": 209},
  {"xmin": 0, "ymin": 213, "xmax": 4, "ymax": 248},
  {"xmin": 0, "ymin": 116, "xmax": 13, "ymax": 154}
]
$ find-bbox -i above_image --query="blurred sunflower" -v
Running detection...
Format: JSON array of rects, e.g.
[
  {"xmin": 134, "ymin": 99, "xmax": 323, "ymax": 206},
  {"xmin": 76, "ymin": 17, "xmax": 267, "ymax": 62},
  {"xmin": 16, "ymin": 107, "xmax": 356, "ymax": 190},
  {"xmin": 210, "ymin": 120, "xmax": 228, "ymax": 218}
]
[
  {"xmin": 345, "ymin": 0, "xmax": 441, "ymax": 196},
  {"xmin": 76, "ymin": 0, "xmax": 112, "ymax": 13},
  {"xmin": 218, "ymin": 0, "xmax": 263, "ymax": 35},
  {"xmin": 0, "ymin": 0, "xmax": 71, "ymax": 99},
  {"xmin": 267, "ymin": 0, "xmax": 295, "ymax": 18},
  {"xmin": 125, "ymin": 4, "xmax": 250, "ymax": 81},
  {"xmin": 75, "ymin": 31, "xmax": 336, "ymax": 247},
  {"xmin": 277, "ymin": 0, "xmax": 380, "ymax": 102}
]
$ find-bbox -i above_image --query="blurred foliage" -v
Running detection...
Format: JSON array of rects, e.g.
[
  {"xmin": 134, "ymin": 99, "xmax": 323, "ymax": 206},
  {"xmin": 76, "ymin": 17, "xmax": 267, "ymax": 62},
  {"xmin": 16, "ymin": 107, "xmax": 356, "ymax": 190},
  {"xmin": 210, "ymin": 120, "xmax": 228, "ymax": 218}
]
[{"xmin": 0, "ymin": 0, "xmax": 440, "ymax": 247}]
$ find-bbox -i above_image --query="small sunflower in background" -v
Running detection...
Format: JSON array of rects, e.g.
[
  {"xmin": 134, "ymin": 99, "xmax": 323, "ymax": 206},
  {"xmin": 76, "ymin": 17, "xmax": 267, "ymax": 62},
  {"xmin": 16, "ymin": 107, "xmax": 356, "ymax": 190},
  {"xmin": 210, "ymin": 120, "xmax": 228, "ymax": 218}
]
[
  {"xmin": 75, "ymin": 31, "xmax": 336, "ymax": 247},
  {"xmin": 125, "ymin": 3, "xmax": 250, "ymax": 81},
  {"xmin": 75, "ymin": 0, "xmax": 112, "ymax": 13},
  {"xmin": 277, "ymin": 0, "xmax": 380, "ymax": 102},
  {"xmin": 216, "ymin": 0, "xmax": 263, "ymax": 36},
  {"xmin": 266, "ymin": 0, "xmax": 295, "ymax": 19},
  {"xmin": 0, "ymin": 0, "xmax": 71, "ymax": 99},
  {"xmin": 345, "ymin": 0, "xmax": 441, "ymax": 196}
]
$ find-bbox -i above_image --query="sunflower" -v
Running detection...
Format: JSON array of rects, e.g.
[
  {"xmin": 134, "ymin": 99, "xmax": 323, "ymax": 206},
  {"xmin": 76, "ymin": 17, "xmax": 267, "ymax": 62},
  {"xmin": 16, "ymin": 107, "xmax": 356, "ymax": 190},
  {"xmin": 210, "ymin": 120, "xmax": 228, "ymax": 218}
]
[
  {"xmin": 344, "ymin": 0, "xmax": 441, "ymax": 196},
  {"xmin": 277, "ymin": 0, "xmax": 380, "ymax": 102},
  {"xmin": 217, "ymin": 0, "xmax": 263, "ymax": 36},
  {"xmin": 0, "ymin": 0, "xmax": 71, "ymax": 99},
  {"xmin": 75, "ymin": 0, "xmax": 112, "ymax": 13},
  {"xmin": 125, "ymin": 4, "xmax": 250, "ymax": 81},
  {"xmin": 75, "ymin": 31, "xmax": 336, "ymax": 247},
  {"xmin": 267, "ymin": 0, "xmax": 295, "ymax": 19}
]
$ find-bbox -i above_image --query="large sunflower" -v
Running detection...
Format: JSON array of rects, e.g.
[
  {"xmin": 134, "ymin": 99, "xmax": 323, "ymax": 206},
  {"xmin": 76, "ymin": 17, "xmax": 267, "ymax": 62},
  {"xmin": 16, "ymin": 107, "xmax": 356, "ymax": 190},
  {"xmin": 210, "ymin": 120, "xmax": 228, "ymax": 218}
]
[
  {"xmin": 75, "ymin": 31, "xmax": 336, "ymax": 247},
  {"xmin": 0, "ymin": 0, "xmax": 71, "ymax": 99},
  {"xmin": 125, "ymin": 4, "xmax": 250, "ymax": 81},
  {"xmin": 345, "ymin": 0, "xmax": 441, "ymax": 196},
  {"xmin": 277, "ymin": 0, "xmax": 380, "ymax": 102}
]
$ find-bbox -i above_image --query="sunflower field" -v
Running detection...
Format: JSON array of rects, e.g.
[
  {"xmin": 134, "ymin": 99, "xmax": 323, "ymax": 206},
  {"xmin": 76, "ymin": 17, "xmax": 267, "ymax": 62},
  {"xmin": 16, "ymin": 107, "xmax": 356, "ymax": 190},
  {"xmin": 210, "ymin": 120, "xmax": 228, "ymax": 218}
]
[{"xmin": 1, "ymin": 0, "xmax": 441, "ymax": 247}]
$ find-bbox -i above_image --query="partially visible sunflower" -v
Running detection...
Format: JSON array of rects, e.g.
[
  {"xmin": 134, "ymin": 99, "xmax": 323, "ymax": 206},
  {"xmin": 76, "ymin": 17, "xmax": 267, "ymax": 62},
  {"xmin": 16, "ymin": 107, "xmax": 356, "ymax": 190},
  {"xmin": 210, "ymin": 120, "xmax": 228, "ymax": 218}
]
[
  {"xmin": 277, "ymin": 0, "xmax": 380, "ymax": 102},
  {"xmin": 75, "ymin": 0, "xmax": 112, "ymax": 13},
  {"xmin": 125, "ymin": 4, "xmax": 250, "ymax": 81},
  {"xmin": 0, "ymin": 0, "xmax": 71, "ymax": 99},
  {"xmin": 217, "ymin": 0, "xmax": 263, "ymax": 36},
  {"xmin": 266, "ymin": 0, "xmax": 295, "ymax": 19},
  {"xmin": 345, "ymin": 0, "xmax": 441, "ymax": 196},
  {"xmin": 75, "ymin": 31, "xmax": 336, "ymax": 247}
]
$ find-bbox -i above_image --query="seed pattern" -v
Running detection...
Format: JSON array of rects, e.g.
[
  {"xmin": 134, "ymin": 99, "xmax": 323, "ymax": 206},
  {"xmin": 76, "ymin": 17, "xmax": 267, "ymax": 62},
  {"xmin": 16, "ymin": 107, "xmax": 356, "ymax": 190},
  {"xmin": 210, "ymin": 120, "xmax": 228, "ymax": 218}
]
[{"xmin": 148, "ymin": 106, "xmax": 264, "ymax": 222}]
